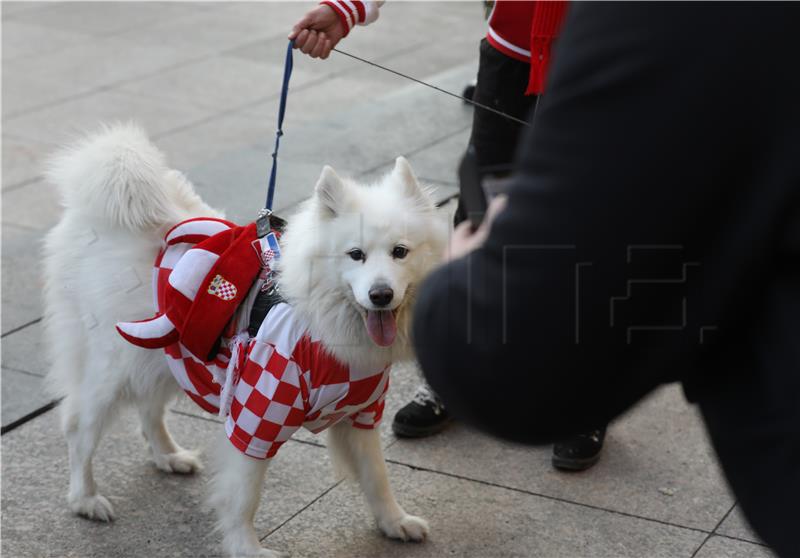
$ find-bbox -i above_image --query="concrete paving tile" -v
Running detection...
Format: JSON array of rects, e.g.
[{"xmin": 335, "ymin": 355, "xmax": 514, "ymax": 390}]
[
  {"xmin": 2, "ymin": 135, "xmax": 56, "ymax": 189},
  {"xmin": 110, "ymin": 1, "xmax": 313, "ymax": 58},
  {"xmin": 243, "ymin": 33, "xmax": 481, "ymax": 121},
  {"xmin": 274, "ymin": 64, "xmax": 477, "ymax": 169},
  {"xmin": 3, "ymin": 1, "xmax": 207, "ymax": 37},
  {"xmin": 384, "ymin": 384, "xmax": 733, "ymax": 532},
  {"xmin": 242, "ymin": 58, "xmax": 472, "ymax": 134},
  {"xmin": 329, "ymin": 35, "xmax": 481, "ymax": 101},
  {"xmin": 428, "ymin": 183, "xmax": 459, "ymax": 206},
  {"xmin": 693, "ymin": 535, "xmax": 776, "ymax": 558},
  {"xmin": 2, "ymin": 320, "xmax": 47, "ymax": 377},
  {"xmin": 408, "ymin": 129, "xmax": 472, "ymax": 186},
  {"xmin": 356, "ymin": 162, "xmax": 460, "ymax": 206},
  {"xmin": 202, "ymin": 64, "xmax": 473, "ymax": 217},
  {"xmin": 2, "ymin": 36, "xmax": 206, "ymax": 117},
  {"xmin": 227, "ymin": 31, "xmax": 429, "ymax": 96},
  {"xmin": 0, "ymin": 301, "xmax": 41, "ymax": 339},
  {"xmin": 2, "ymin": 178, "xmax": 63, "ymax": 230},
  {"xmin": 1, "ymin": 2, "xmax": 56, "ymax": 17},
  {"xmin": 184, "ymin": 139, "xmax": 437, "ymax": 219},
  {"xmin": 1, "ymin": 407, "xmax": 339, "ymax": 557},
  {"xmin": 247, "ymin": 70, "xmax": 402, "ymax": 128},
  {"xmin": 1, "ymin": 225, "xmax": 44, "ymax": 335},
  {"xmin": 186, "ymin": 147, "xmax": 323, "ymax": 221},
  {"xmin": 357, "ymin": 129, "xmax": 470, "ymax": 189},
  {"xmin": 116, "ymin": 54, "xmax": 315, "ymax": 115},
  {"xmin": 1, "ymin": 367, "xmax": 52, "ymax": 427},
  {"xmin": 215, "ymin": 1, "xmax": 325, "ymax": 41},
  {"xmin": 1, "ymin": 67, "xmax": 73, "ymax": 118},
  {"xmin": 228, "ymin": 5, "xmax": 486, "ymax": 107},
  {"xmin": 226, "ymin": 32, "xmax": 380, "ymax": 82},
  {"xmin": 326, "ymin": 1, "xmax": 484, "ymax": 62},
  {"xmin": 153, "ymin": 112, "xmax": 274, "ymax": 175},
  {"xmin": 1, "ymin": 20, "xmax": 92, "ymax": 62},
  {"xmin": 3, "ymin": 89, "xmax": 212, "ymax": 146},
  {"xmin": 238, "ymin": 5, "xmax": 485, "ymax": 115},
  {"xmin": 163, "ymin": 56, "xmax": 476, "ymax": 221},
  {"xmin": 716, "ymin": 505, "xmax": 764, "ymax": 545},
  {"xmin": 265, "ymin": 460, "xmax": 707, "ymax": 558}
]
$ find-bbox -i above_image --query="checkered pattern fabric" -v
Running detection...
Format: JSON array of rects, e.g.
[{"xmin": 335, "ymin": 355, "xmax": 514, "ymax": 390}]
[
  {"xmin": 224, "ymin": 303, "xmax": 389, "ymax": 459},
  {"xmin": 152, "ymin": 245, "xmax": 390, "ymax": 459},
  {"xmin": 208, "ymin": 274, "xmax": 238, "ymax": 301},
  {"xmin": 117, "ymin": 217, "xmax": 263, "ymax": 362}
]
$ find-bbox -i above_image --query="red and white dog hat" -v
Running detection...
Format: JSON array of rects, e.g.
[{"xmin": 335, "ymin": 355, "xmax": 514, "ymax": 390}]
[{"xmin": 116, "ymin": 217, "xmax": 262, "ymax": 361}]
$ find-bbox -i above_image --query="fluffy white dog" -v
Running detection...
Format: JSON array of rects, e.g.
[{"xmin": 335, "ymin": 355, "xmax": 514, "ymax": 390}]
[{"xmin": 43, "ymin": 123, "xmax": 448, "ymax": 557}]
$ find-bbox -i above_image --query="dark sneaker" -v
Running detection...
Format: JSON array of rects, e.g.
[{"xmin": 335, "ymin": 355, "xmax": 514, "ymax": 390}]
[
  {"xmin": 552, "ymin": 427, "xmax": 607, "ymax": 472},
  {"xmin": 392, "ymin": 383, "xmax": 452, "ymax": 438}
]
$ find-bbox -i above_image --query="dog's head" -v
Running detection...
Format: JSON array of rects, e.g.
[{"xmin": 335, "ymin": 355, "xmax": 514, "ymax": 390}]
[{"xmin": 278, "ymin": 157, "xmax": 448, "ymax": 363}]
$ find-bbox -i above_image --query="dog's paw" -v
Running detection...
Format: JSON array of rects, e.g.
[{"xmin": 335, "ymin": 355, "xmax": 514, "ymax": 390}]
[
  {"xmin": 69, "ymin": 493, "xmax": 115, "ymax": 522},
  {"xmin": 378, "ymin": 513, "xmax": 430, "ymax": 542},
  {"xmin": 153, "ymin": 449, "xmax": 202, "ymax": 474},
  {"xmin": 223, "ymin": 525, "xmax": 289, "ymax": 557}
]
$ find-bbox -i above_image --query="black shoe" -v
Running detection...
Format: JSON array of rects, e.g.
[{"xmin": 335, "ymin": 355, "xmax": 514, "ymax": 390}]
[
  {"xmin": 392, "ymin": 384, "xmax": 452, "ymax": 438},
  {"xmin": 552, "ymin": 427, "xmax": 607, "ymax": 472}
]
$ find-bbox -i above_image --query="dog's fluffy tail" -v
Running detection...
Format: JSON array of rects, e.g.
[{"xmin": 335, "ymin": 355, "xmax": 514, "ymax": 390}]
[{"xmin": 45, "ymin": 122, "xmax": 178, "ymax": 231}]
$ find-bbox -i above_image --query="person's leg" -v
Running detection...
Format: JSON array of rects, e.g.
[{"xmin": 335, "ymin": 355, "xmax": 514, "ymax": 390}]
[
  {"xmin": 393, "ymin": 39, "xmax": 535, "ymax": 439},
  {"xmin": 454, "ymin": 38, "xmax": 536, "ymax": 225},
  {"xmin": 397, "ymin": 41, "xmax": 610, "ymax": 460}
]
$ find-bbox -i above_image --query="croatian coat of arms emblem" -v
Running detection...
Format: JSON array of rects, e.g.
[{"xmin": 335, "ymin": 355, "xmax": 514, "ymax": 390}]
[{"xmin": 207, "ymin": 274, "xmax": 237, "ymax": 301}]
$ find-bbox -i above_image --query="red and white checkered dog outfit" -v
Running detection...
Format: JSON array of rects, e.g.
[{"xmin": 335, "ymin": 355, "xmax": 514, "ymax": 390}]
[
  {"xmin": 118, "ymin": 218, "xmax": 390, "ymax": 460},
  {"xmin": 222, "ymin": 302, "xmax": 389, "ymax": 459}
]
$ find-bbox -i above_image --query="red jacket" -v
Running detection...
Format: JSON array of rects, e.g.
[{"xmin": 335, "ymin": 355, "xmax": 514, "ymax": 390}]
[
  {"xmin": 319, "ymin": 1, "xmax": 568, "ymax": 95},
  {"xmin": 487, "ymin": 0, "xmax": 570, "ymax": 95}
]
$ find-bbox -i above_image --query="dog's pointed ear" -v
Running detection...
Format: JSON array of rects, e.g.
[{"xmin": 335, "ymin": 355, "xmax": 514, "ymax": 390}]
[
  {"xmin": 315, "ymin": 165, "xmax": 346, "ymax": 216},
  {"xmin": 393, "ymin": 156, "xmax": 421, "ymax": 197},
  {"xmin": 393, "ymin": 156, "xmax": 435, "ymax": 210}
]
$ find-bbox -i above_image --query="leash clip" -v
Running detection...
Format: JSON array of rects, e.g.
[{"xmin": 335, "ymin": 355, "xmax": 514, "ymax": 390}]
[{"xmin": 256, "ymin": 208, "xmax": 273, "ymax": 238}]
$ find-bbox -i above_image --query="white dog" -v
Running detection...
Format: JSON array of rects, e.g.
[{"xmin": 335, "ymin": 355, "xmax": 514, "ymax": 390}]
[{"xmin": 43, "ymin": 123, "xmax": 448, "ymax": 557}]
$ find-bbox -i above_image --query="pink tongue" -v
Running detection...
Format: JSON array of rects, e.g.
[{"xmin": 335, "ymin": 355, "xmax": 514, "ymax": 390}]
[{"xmin": 365, "ymin": 310, "xmax": 397, "ymax": 347}]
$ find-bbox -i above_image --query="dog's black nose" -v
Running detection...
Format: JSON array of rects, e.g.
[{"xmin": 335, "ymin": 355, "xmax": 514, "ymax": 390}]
[{"xmin": 369, "ymin": 285, "xmax": 394, "ymax": 307}]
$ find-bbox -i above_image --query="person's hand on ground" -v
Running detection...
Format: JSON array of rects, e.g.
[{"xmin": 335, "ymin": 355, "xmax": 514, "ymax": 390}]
[
  {"xmin": 446, "ymin": 195, "xmax": 508, "ymax": 262},
  {"xmin": 288, "ymin": 5, "xmax": 345, "ymax": 59}
]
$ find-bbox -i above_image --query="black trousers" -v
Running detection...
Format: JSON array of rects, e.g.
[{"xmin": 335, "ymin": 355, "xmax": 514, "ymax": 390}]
[
  {"xmin": 452, "ymin": 42, "xmax": 608, "ymax": 439},
  {"xmin": 455, "ymin": 39, "xmax": 537, "ymax": 225}
]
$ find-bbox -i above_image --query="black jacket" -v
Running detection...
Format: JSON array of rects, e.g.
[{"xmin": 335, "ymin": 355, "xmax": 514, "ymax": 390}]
[{"xmin": 413, "ymin": 3, "xmax": 800, "ymax": 556}]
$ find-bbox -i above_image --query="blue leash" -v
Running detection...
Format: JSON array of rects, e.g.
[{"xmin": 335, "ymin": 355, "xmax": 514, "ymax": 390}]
[{"xmin": 264, "ymin": 40, "xmax": 294, "ymax": 212}]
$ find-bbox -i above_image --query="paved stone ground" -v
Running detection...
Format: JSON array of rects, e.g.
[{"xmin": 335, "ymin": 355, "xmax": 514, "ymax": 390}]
[{"xmin": 0, "ymin": 2, "xmax": 776, "ymax": 557}]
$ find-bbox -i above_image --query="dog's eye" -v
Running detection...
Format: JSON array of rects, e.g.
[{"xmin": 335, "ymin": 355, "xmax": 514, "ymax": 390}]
[
  {"xmin": 348, "ymin": 248, "xmax": 365, "ymax": 262},
  {"xmin": 392, "ymin": 245, "xmax": 409, "ymax": 259}
]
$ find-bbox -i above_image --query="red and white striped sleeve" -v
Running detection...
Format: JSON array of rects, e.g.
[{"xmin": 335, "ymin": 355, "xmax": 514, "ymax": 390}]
[{"xmin": 320, "ymin": 0, "xmax": 383, "ymax": 37}]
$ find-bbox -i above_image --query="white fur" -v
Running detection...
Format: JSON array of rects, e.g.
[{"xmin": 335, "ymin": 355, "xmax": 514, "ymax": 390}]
[
  {"xmin": 278, "ymin": 157, "xmax": 448, "ymax": 370},
  {"xmin": 43, "ymin": 123, "xmax": 446, "ymax": 556}
]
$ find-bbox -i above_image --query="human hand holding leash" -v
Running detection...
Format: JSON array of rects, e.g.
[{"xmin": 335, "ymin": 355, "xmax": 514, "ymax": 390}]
[
  {"xmin": 288, "ymin": 4, "xmax": 345, "ymax": 59},
  {"xmin": 446, "ymin": 195, "xmax": 508, "ymax": 262}
]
